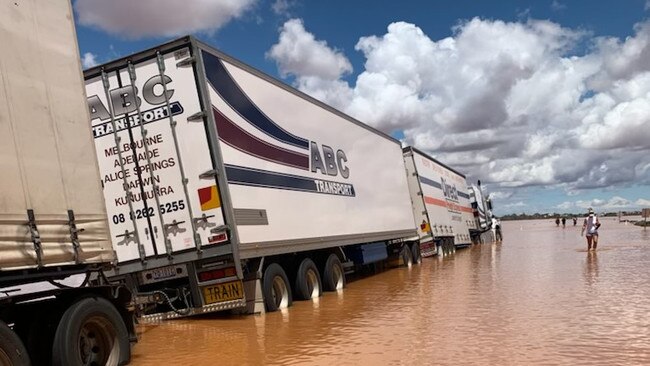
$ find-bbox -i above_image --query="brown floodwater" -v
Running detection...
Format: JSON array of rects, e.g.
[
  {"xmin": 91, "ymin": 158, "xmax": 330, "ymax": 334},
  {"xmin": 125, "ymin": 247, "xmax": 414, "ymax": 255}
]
[{"xmin": 130, "ymin": 218, "xmax": 650, "ymax": 365}]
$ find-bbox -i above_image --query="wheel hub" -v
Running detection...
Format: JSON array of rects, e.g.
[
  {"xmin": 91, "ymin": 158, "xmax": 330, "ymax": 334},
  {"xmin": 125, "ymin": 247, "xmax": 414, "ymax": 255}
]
[
  {"xmin": 306, "ymin": 269, "xmax": 320, "ymax": 298},
  {"xmin": 78, "ymin": 316, "xmax": 117, "ymax": 366},
  {"xmin": 271, "ymin": 276, "xmax": 289, "ymax": 309}
]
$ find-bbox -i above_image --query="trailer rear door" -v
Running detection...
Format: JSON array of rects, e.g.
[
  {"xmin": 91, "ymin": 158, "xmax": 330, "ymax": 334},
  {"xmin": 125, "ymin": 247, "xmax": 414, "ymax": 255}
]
[{"xmin": 85, "ymin": 46, "xmax": 229, "ymax": 265}]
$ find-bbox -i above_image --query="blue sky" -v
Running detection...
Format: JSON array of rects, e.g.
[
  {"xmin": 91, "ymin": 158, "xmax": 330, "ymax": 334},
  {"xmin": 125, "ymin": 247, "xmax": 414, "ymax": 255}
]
[{"xmin": 73, "ymin": 0, "xmax": 650, "ymax": 215}]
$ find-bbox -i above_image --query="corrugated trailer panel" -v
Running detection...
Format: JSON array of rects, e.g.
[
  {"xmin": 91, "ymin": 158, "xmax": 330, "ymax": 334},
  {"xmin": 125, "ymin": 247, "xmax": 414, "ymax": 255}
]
[
  {"xmin": 199, "ymin": 44, "xmax": 416, "ymax": 258},
  {"xmin": 0, "ymin": 0, "xmax": 113, "ymax": 271},
  {"xmin": 405, "ymin": 147, "xmax": 473, "ymax": 246}
]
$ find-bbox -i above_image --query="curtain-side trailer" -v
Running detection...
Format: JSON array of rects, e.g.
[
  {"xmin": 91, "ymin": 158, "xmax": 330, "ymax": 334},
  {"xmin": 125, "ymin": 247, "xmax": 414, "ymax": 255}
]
[
  {"xmin": 0, "ymin": 1, "xmax": 134, "ymax": 365},
  {"xmin": 84, "ymin": 36, "xmax": 419, "ymax": 319},
  {"xmin": 403, "ymin": 147, "xmax": 475, "ymax": 256}
]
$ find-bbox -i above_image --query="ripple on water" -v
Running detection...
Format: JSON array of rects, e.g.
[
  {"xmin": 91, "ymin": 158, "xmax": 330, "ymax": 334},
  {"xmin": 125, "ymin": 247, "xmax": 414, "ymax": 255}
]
[{"xmin": 130, "ymin": 220, "xmax": 650, "ymax": 365}]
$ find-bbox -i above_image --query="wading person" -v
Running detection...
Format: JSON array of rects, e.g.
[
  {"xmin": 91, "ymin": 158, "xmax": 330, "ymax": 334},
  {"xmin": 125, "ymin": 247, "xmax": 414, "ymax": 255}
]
[
  {"xmin": 555, "ymin": 217, "xmax": 560, "ymax": 227},
  {"xmin": 561, "ymin": 217, "xmax": 566, "ymax": 228},
  {"xmin": 581, "ymin": 208, "xmax": 601, "ymax": 251}
]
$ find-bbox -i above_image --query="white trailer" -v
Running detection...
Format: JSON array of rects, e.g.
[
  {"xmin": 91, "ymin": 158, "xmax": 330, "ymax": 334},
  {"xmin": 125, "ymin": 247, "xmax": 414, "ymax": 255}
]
[
  {"xmin": 0, "ymin": 1, "xmax": 133, "ymax": 364},
  {"xmin": 403, "ymin": 147, "xmax": 474, "ymax": 256},
  {"xmin": 84, "ymin": 36, "xmax": 418, "ymax": 318}
]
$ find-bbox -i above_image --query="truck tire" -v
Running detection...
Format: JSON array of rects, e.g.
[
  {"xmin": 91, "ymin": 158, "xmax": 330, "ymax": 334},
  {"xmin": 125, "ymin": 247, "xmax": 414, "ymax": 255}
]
[
  {"xmin": 294, "ymin": 258, "xmax": 322, "ymax": 300},
  {"xmin": 322, "ymin": 254, "xmax": 346, "ymax": 291},
  {"xmin": 0, "ymin": 320, "xmax": 30, "ymax": 366},
  {"xmin": 263, "ymin": 263, "xmax": 292, "ymax": 312},
  {"xmin": 400, "ymin": 245, "xmax": 413, "ymax": 267},
  {"xmin": 52, "ymin": 297, "xmax": 130, "ymax": 366},
  {"xmin": 410, "ymin": 243, "xmax": 422, "ymax": 264}
]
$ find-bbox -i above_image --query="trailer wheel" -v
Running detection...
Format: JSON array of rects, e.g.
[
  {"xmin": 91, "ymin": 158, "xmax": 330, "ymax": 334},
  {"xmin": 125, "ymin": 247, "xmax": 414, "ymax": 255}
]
[
  {"xmin": 410, "ymin": 243, "xmax": 422, "ymax": 264},
  {"xmin": 400, "ymin": 245, "xmax": 413, "ymax": 267},
  {"xmin": 52, "ymin": 297, "xmax": 129, "ymax": 366},
  {"xmin": 0, "ymin": 320, "xmax": 30, "ymax": 366},
  {"xmin": 263, "ymin": 263, "xmax": 292, "ymax": 312},
  {"xmin": 322, "ymin": 254, "xmax": 346, "ymax": 291},
  {"xmin": 294, "ymin": 258, "xmax": 322, "ymax": 300}
]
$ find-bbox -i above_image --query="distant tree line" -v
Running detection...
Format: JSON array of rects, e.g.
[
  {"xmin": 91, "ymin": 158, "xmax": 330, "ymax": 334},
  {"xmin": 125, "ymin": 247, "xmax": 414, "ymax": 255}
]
[{"xmin": 500, "ymin": 210, "xmax": 642, "ymax": 221}]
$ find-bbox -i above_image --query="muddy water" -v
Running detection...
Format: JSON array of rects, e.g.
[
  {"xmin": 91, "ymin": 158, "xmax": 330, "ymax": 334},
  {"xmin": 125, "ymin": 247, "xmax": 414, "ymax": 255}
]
[{"xmin": 131, "ymin": 219, "xmax": 650, "ymax": 365}]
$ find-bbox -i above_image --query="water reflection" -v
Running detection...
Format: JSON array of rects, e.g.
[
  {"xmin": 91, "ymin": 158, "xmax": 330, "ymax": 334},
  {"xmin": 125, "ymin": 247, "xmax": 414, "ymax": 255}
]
[
  {"xmin": 131, "ymin": 220, "xmax": 650, "ymax": 365},
  {"xmin": 583, "ymin": 252, "xmax": 599, "ymax": 286}
]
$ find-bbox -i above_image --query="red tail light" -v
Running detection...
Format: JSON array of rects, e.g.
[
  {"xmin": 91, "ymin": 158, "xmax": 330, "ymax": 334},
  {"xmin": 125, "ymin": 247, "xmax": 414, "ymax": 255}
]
[{"xmin": 198, "ymin": 267, "xmax": 237, "ymax": 282}]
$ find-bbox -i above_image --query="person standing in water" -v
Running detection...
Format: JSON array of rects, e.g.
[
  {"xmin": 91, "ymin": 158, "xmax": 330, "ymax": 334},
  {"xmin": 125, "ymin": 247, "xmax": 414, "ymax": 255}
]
[
  {"xmin": 573, "ymin": 217, "xmax": 577, "ymax": 226},
  {"xmin": 581, "ymin": 208, "xmax": 601, "ymax": 251},
  {"xmin": 556, "ymin": 217, "xmax": 560, "ymax": 227},
  {"xmin": 561, "ymin": 217, "xmax": 566, "ymax": 228}
]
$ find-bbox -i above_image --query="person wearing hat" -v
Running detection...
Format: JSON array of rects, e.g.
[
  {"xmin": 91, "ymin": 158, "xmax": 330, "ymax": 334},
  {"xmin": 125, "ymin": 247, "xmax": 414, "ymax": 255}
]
[{"xmin": 581, "ymin": 208, "xmax": 601, "ymax": 251}]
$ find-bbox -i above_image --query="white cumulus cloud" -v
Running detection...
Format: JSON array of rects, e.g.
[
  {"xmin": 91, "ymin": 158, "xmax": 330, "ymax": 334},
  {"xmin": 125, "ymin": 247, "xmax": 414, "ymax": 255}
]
[
  {"xmin": 636, "ymin": 198, "xmax": 650, "ymax": 206},
  {"xmin": 575, "ymin": 196, "xmax": 632, "ymax": 210},
  {"xmin": 268, "ymin": 17, "xmax": 650, "ymax": 197},
  {"xmin": 267, "ymin": 19, "xmax": 352, "ymax": 80},
  {"xmin": 81, "ymin": 52, "xmax": 97, "ymax": 68},
  {"xmin": 74, "ymin": 0, "xmax": 256, "ymax": 39},
  {"xmin": 271, "ymin": 0, "xmax": 293, "ymax": 16},
  {"xmin": 556, "ymin": 201, "xmax": 574, "ymax": 210}
]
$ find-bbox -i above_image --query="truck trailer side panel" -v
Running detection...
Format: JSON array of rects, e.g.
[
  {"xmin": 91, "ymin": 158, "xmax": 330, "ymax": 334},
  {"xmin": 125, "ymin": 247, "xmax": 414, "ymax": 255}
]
[
  {"xmin": 0, "ymin": 0, "xmax": 113, "ymax": 271},
  {"xmin": 403, "ymin": 147, "xmax": 473, "ymax": 247},
  {"xmin": 198, "ymin": 44, "xmax": 416, "ymax": 258}
]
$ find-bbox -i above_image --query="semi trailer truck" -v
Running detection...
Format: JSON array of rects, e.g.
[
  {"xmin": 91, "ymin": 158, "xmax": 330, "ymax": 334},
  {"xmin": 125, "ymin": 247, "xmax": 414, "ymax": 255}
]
[
  {"xmin": 0, "ymin": 1, "xmax": 134, "ymax": 365},
  {"xmin": 468, "ymin": 182, "xmax": 501, "ymax": 244},
  {"xmin": 84, "ymin": 36, "xmax": 420, "ymax": 319},
  {"xmin": 403, "ymin": 147, "xmax": 475, "ymax": 257}
]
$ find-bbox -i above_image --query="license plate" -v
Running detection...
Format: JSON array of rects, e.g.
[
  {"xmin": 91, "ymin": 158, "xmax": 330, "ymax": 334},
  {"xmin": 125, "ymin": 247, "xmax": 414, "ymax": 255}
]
[
  {"xmin": 152, "ymin": 266, "xmax": 176, "ymax": 280},
  {"xmin": 140, "ymin": 265, "xmax": 186, "ymax": 285},
  {"xmin": 202, "ymin": 280, "xmax": 244, "ymax": 305}
]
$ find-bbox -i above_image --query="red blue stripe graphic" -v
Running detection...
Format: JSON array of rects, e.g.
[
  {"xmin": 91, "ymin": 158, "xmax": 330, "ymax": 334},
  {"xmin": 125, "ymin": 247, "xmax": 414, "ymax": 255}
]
[
  {"xmin": 225, "ymin": 165, "xmax": 355, "ymax": 197},
  {"xmin": 202, "ymin": 50, "xmax": 309, "ymax": 150},
  {"xmin": 213, "ymin": 108, "xmax": 309, "ymax": 170},
  {"xmin": 419, "ymin": 176, "xmax": 470, "ymax": 199}
]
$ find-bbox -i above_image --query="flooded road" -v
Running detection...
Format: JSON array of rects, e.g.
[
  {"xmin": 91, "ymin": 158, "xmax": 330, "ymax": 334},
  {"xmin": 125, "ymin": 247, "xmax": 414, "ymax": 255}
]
[{"xmin": 131, "ymin": 219, "xmax": 650, "ymax": 365}]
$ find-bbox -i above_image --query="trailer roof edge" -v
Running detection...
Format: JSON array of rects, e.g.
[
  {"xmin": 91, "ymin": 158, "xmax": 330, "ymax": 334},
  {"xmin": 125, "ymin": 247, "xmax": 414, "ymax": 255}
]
[
  {"xmin": 84, "ymin": 35, "xmax": 401, "ymax": 146},
  {"xmin": 402, "ymin": 146, "xmax": 467, "ymax": 179}
]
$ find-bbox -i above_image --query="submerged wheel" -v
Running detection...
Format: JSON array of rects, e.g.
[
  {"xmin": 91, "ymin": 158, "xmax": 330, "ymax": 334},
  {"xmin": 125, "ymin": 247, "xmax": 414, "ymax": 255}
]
[
  {"xmin": 294, "ymin": 258, "xmax": 322, "ymax": 300},
  {"xmin": 400, "ymin": 245, "xmax": 413, "ymax": 267},
  {"xmin": 322, "ymin": 253, "xmax": 346, "ymax": 291},
  {"xmin": 440, "ymin": 238, "xmax": 454, "ymax": 256},
  {"xmin": 447, "ymin": 238, "xmax": 456, "ymax": 254},
  {"xmin": 52, "ymin": 297, "xmax": 129, "ymax": 366},
  {"xmin": 263, "ymin": 263, "xmax": 292, "ymax": 312},
  {"xmin": 410, "ymin": 243, "xmax": 422, "ymax": 264},
  {"xmin": 0, "ymin": 320, "xmax": 30, "ymax": 366}
]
